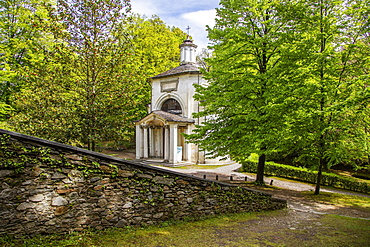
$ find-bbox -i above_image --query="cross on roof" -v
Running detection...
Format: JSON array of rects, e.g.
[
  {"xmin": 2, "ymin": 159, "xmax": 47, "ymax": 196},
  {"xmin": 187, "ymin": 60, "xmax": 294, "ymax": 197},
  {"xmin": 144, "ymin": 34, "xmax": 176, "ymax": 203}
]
[{"xmin": 186, "ymin": 26, "xmax": 191, "ymax": 36}]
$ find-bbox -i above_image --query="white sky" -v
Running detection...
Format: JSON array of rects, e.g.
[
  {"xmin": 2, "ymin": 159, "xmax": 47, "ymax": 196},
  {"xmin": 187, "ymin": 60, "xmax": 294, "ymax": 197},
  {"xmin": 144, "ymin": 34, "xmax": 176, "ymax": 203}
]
[{"xmin": 131, "ymin": 0, "xmax": 219, "ymax": 51}]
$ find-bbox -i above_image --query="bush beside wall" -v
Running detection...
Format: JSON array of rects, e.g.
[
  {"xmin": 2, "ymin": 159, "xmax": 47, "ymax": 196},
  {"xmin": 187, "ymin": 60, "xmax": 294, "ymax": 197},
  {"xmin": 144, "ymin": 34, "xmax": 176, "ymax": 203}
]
[
  {"xmin": 0, "ymin": 129, "xmax": 286, "ymax": 236},
  {"xmin": 241, "ymin": 160, "xmax": 370, "ymax": 194}
]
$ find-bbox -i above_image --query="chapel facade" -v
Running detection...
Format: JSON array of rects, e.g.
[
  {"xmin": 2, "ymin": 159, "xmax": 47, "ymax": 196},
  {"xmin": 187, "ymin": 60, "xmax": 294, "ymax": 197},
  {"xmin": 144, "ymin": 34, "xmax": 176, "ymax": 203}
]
[{"xmin": 135, "ymin": 39, "xmax": 209, "ymax": 164}]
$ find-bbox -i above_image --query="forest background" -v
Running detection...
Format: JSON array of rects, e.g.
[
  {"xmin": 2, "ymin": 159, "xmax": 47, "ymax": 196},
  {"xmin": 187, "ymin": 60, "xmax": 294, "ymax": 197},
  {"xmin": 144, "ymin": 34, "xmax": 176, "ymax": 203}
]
[
  {"xmin": 0, "ymin": 0, "xmax": 188, "ymax": 151},
  {"xmin": 0, "ymin": 0, "xmax": 369, "ymax": 194}
]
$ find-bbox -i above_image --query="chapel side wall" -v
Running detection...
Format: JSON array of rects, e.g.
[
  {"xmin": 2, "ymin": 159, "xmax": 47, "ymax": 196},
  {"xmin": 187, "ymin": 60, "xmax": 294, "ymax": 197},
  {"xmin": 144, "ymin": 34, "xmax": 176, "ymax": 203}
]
[{"xmin": 0, "ymin": 130, "xmax": 286, "ymax": 236}]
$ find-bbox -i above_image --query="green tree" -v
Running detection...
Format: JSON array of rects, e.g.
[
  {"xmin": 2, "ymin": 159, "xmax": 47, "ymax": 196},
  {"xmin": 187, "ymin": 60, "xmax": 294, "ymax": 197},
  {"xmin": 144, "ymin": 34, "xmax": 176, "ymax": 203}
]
[
  {"xmin": 8, "ymin": 44, "xmax": 84, "ymax": 145},
  {"xmin": 8, "ymin": 0, "xmax": 137, "ymax": 149},
  {"xmin": 55, "ymin": 0, "xmax": 134, "ymax": 150},
  {"xmin": 8, "ymin": 9, "xmax": 188, "ymax": 150},
  {"xmin": 186, "ymin": 0, "xmax": 297, "ymax": 184},
  {"xmin": 127, "ymin": 15, "xmax": 187, "ymax": 79},
  {"xmin": 280, "ymin": 0, "xmax": 370, "ymax": 194},
  {"xmin": 0, "ymin": 0, "xmax": 50, "ymax": 120},
  {"xmin": 187, "ymin": 0, "xmax": 369, "ymax": 191},
  {"xmin": 124, "ymin": 14, "xmax": 187, "ymax": 103}
]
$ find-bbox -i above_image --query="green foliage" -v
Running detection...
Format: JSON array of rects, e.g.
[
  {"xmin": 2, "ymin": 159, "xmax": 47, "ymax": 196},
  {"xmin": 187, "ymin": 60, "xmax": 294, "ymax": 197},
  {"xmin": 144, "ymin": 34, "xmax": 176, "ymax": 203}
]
[
  {"xmin": 0, "ymin": 102, "xmax": 13, "ymax": 120},
  {"xmin": 4, "ymin": 6, "xmax": 187, "ymax": 150},
  {"xmin": 241, "ymin": 159, "xmax": 370, "ymax": 194},
  {"xmin": 189, "ymin": 0, "xmax": 289, "ymax": 156},
  {"xmin": 301, "ymin": 191, "xmax": 370, "ymax": 209},
  {"xmin": 187, "ymin": 0, "xmax": 370, "ymax": 192},
  {"xmin": 277, "ymin": 0, "xmax": 370, "ymax": 194},
  {"xmin": 0, "ymin": 0, "xmax": 52, "ymax": 120},
  {"xmin": 0, "ymin": 134, "xmax": 54, "ymax": 173},
  {"xmin": 127, "ymin": 14, "xmax": 187, "ymax": 79},
  {"xmin": 186, "ymin": 0, "xmax": 307, "ymax": 184}
]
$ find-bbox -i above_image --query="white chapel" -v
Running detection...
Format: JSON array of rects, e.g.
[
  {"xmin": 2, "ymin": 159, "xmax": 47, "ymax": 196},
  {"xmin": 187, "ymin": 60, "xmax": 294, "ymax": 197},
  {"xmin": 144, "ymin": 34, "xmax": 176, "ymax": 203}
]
[{"xmin": 135, "ymin": 39, "xmax": 210, "ymax": 164}]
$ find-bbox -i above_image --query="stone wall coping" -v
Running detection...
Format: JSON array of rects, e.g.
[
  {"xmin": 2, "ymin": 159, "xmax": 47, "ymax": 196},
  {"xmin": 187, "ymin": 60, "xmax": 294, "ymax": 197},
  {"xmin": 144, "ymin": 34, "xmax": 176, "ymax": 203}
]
[{"xmin": 0, "ymin": 128, "xmax": 275, "ymax": 197}]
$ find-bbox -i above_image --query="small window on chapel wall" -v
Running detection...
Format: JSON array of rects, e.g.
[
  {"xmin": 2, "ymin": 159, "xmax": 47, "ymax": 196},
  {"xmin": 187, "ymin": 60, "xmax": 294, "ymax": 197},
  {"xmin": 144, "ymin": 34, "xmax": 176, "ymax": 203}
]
[{"xmin": 161, "ymin": 99, "xmax": 182, "ymax": 115}]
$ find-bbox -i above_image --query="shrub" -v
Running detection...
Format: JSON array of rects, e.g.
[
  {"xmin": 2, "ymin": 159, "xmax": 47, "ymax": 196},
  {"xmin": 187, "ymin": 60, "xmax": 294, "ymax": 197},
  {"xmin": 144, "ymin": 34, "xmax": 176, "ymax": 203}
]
[{"xmin": 241, "ymin": 160, "xmax": 370, "ymax": 194}]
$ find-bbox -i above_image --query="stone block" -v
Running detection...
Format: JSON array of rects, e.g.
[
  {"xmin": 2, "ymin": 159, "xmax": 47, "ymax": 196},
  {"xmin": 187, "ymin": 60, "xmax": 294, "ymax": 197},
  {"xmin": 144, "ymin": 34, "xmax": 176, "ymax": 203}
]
[
  {"xmin": 62, "ymin": 178, "xmax": 73, "ymax": 184},
  {"xmin": 153, "ymin": 212, "xmax": 163, "ymax": 219},
  {"xmin": 56, "ymin": 189, "xmax": 76, "ymax": 195},
  {"xmin": 65, "ymin": 154, "xmax": 83, "ymax": 161},
  {"xmin": 55, "ymin": 206, "xmax": 68, "ymax": 215},
  {"xmin": 89, "ymin": 177, "xmax": 100, "ymax": 183},
  {"xmin": 186, "ymin": 197, "xmax": 193, "ymax": 203},
  {"xmin": 17, "ymin": 202, "xmax": 36, "ymax": 211},
  {"xmin": 115, "ymin": 219, "xmax": 128, "ymax": 228},
  {"xmin": 153, "ymin": 176, "xmax": 174, "ymax": 185},
  {"xmin": 51, "ymin": 172, "xmax": 67, "ymax": 180},
  {"xmin": 122, "ymin": 202, "xmax": 132, "ymax": 208},
  {"xmin": 136, "ymin": 173, "xmax": 153, "ymax": 179},
  {"xmin": 51, "ymin": 196, "xmax": 68, "ymax": 206},
  {"xmin": 29, "ymin": 194, "xmax": 44, "ymax": 202},
  {"xmin": 176, "ymin": 179, "xmax": 189, "ymax": 185},
  {"xmin": 117, "ymin": 170, "xmax": 134, "ymax": 177},
  {"xmin": 0, "ymin": 170, "xmax": 13, "ymax": 178},
  {"xmin": 0, "ymin": 188, "xmax": 17, "ymax": 199},
  {"xmin": 98, "ymin": 199, "xmax": 108, "ymax": 207}
]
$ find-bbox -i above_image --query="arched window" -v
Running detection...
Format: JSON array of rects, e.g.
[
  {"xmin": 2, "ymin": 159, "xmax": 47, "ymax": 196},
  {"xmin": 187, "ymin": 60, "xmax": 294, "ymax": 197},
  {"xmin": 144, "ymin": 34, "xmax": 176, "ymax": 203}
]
[{"xmin": 161, "ymin": 99, "xmax": 182, "ymax": 115}]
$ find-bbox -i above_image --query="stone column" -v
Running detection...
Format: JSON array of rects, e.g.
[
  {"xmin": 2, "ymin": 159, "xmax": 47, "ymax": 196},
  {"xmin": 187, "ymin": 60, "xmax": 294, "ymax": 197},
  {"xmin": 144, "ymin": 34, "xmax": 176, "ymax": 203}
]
[
  {"xmin": 143, "ymin": 125, "xmax": 149, "ymax": 158},
  {"xmin": 184, "ymin": 126, "xmax": 191, "ymax": 162},
  {"xmin": 135, "ymin": 124, "xmax": 143, "ymax": 159},
  {"xmin": 164, "ymin": 125, "xmax": 170, "ymax": 162},
  {"xmin": 169, "ymin": 124, "xmax": 178, "ymax": 164},
  {"xmin": 149, "ymin": 126, "xmax": 153, "ymax": 157}
]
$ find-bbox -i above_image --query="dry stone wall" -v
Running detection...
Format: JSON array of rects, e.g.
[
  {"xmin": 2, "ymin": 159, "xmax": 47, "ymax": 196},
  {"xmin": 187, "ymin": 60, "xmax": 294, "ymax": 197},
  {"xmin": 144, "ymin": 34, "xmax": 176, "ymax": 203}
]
[{"xmin": 0, "ymin": 129, "xmax": 286, "ymax": 236}]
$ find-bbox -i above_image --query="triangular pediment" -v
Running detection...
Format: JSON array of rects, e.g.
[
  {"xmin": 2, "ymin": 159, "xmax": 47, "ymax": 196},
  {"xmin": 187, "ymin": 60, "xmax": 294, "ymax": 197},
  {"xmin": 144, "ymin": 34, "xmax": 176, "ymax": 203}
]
[{"xmin": 135, "ymin": 110, "xmax": 195, "ymax": 126}]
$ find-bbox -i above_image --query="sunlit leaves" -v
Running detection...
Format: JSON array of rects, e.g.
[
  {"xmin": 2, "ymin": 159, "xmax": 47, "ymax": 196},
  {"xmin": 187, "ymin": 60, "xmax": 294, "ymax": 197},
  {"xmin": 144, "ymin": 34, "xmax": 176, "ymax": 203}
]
[
  {"xmin": 5, "ymin": 3, "xmax": 187, "ymax": 151},
  {"xmin": 188, "ymin": 0, "xmax": 369, "ymax": 189},
  {"xmin": 0, "ymin": 0, "xmax": 51, "ymax": 118},
  {"xmin": 187, "ymin": 0, "xmax": 296, "ymax": 184}
]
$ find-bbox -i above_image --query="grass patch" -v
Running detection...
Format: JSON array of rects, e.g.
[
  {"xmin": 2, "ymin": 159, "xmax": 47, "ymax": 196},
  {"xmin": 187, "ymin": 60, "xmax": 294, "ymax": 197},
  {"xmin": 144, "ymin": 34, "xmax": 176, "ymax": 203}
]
[
  {"xmin": 312, "ymin": 214, "xmax": 370, "ymax": 246},
  {"xmin": 1, "ymin": 210, "xmax": 369, "ymax": 247},
  {"xmin": 300, "ymin": 191, "xmax": 370, "ymax": 209},
  {"xmin": 0, "ymin": 212, "xmax": 259, "ymax": 247}
]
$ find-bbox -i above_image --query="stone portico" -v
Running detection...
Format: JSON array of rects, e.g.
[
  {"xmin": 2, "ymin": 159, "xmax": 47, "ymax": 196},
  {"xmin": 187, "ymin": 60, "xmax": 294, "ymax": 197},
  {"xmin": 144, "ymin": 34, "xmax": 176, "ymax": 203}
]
[{"xmin": 135, "ymin": 110, "xmax": 195, "ymax": 164}]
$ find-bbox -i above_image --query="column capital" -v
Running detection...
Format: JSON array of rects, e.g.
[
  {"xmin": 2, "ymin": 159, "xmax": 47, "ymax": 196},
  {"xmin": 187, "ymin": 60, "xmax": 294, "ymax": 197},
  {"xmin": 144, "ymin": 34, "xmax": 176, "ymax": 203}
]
[{"xmin": 141, "ymin": 124, "xmax": 149, "ymax": 129}]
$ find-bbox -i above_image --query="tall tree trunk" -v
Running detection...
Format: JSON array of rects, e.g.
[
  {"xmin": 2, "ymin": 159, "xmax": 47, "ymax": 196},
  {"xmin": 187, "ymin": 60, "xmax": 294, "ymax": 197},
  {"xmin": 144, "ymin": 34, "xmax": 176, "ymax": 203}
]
[
  {"xmin": 256, "ymin": 153, "xmax": 266, "ymax": 185},
  {"xmin": 314, "ymin": 158, "xmax": 323, "ymax": 195}
]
